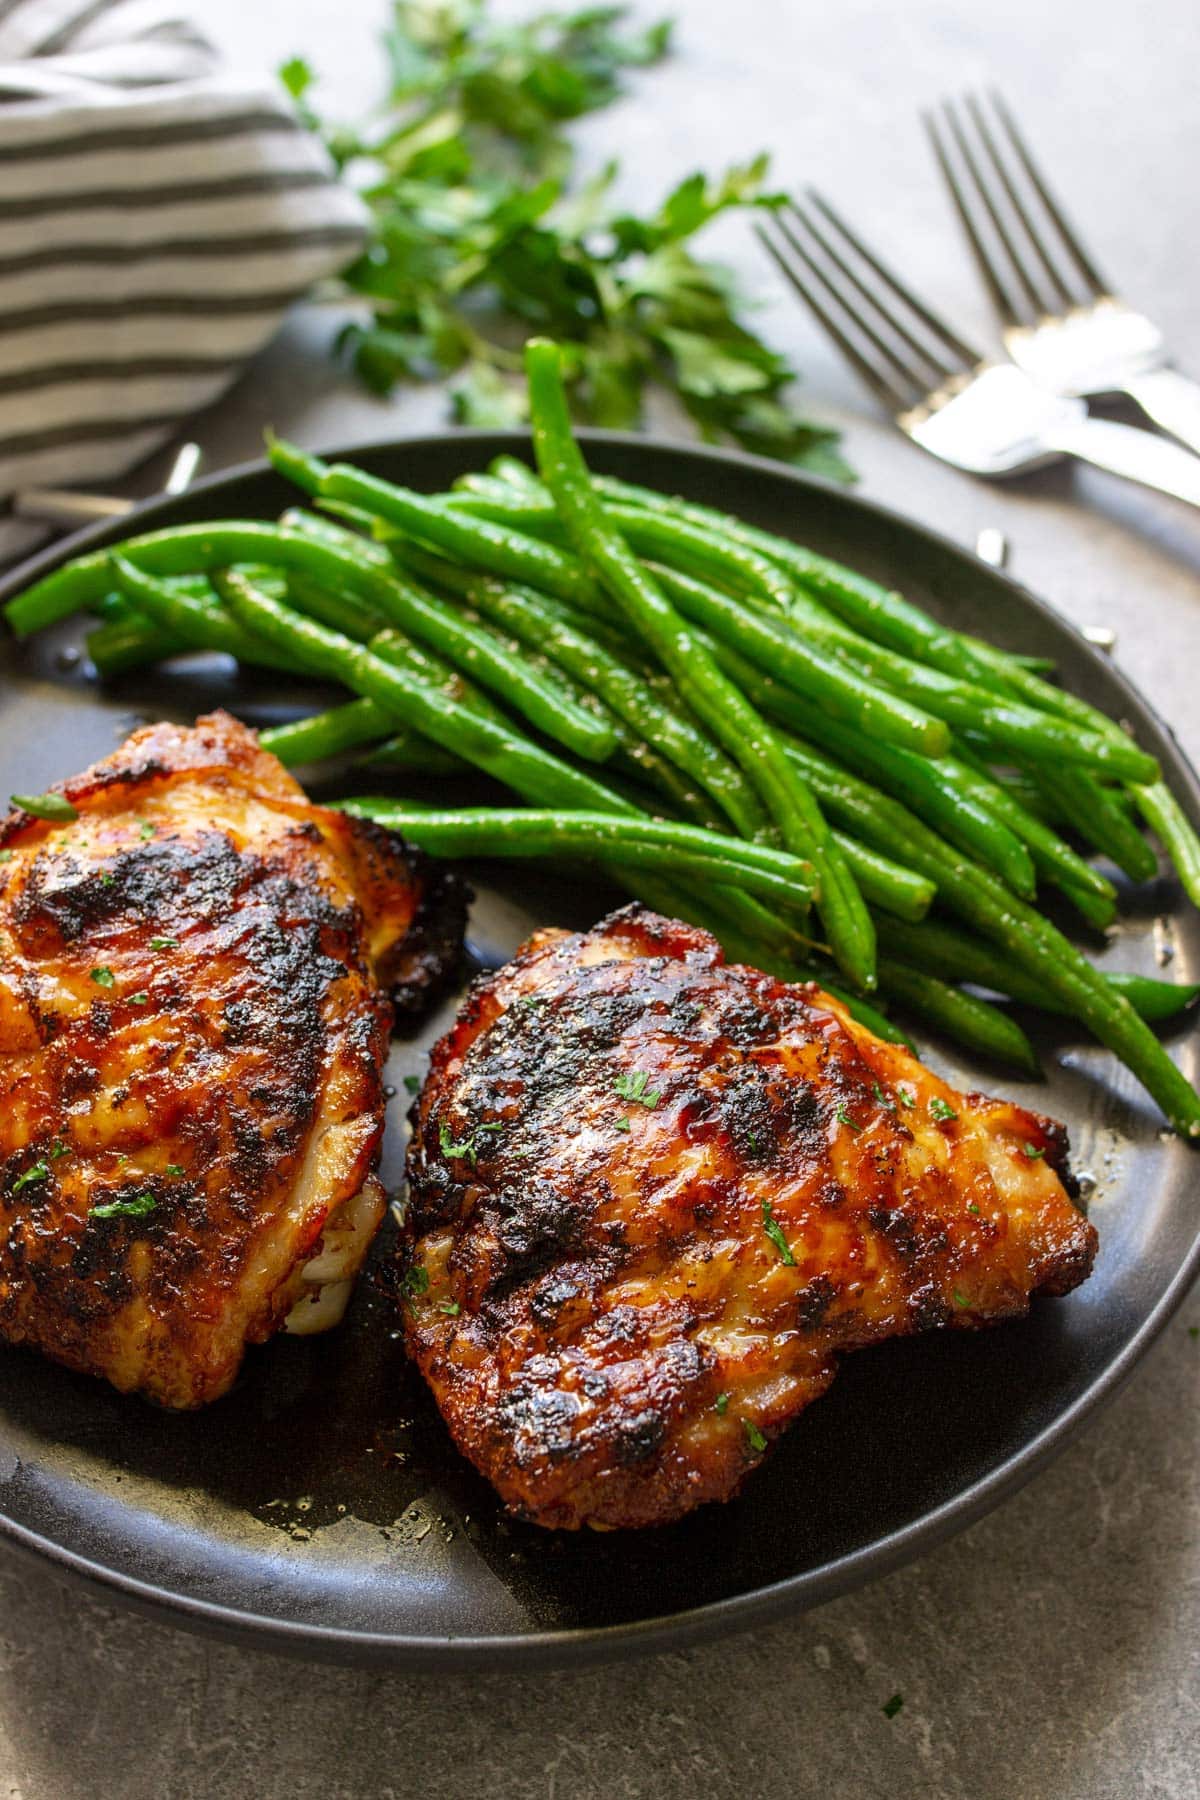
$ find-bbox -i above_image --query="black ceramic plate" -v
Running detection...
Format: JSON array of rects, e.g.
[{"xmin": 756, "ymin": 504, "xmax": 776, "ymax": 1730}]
[{"xmin": 1, "ymin": 432, "xmax": 1198, "ymax": 1669}]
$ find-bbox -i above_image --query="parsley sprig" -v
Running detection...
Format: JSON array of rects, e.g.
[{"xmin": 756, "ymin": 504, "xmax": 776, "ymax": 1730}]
[
  {"xmin": 438, "ymin": 1118, "xmax": 503, "ymax": 1166},
  {"xmin": 279, "ymin": 1, "xmax": 847, "ymax": 474},
  {"xmin": 613, "ymin": 1068, "xmax": 661, "ymax": 1109}
]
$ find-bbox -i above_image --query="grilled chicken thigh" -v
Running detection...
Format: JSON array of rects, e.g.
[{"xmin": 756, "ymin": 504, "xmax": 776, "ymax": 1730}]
[
  {"xmin": 0, "ymin": 711, "xmax": 464, "ymax": 1407},
  {"xmin": 403, "ymin": 905, "xmax": 1096, "ymax": 1530}
]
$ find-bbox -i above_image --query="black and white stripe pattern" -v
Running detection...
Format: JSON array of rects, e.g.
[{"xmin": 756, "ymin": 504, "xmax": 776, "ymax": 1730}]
[{"xmin": 0, "ymin": 0, "xmax": 366, "ymax": 561}]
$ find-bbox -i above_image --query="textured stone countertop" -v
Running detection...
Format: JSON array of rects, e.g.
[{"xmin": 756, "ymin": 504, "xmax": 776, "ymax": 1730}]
[{"xmin": 2, "ymin": 1, "xmax": 1198, "ymax": 1795}]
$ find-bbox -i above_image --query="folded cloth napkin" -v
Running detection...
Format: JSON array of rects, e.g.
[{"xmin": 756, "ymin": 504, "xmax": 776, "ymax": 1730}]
[{"xmin": 0, "ymin": 0, "xmax": 367, "ymax": 564}]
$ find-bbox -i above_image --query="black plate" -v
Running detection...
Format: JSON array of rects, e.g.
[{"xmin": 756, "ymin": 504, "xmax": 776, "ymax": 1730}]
[{"xmin": 1, "ymin": 432, "xmax": 1197, "ymax": 1669}]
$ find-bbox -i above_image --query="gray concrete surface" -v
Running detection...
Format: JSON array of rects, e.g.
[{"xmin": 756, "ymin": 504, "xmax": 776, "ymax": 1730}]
[{"xmin": 2, "ymin": 1, "xmax": 1199, "ymax": 1794}]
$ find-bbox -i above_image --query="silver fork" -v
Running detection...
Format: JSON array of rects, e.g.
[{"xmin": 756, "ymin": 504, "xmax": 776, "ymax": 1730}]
[
  {"xmin": 925, "ymin": 92, "xmax": 1200, "ymax": 458},
  {"xmin": 755, "ymin": 193, "xmax": 1200, "ymax": 506}
]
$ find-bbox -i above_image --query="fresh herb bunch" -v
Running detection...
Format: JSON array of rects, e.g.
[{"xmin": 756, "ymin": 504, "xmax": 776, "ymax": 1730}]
[{"xmin": 280, "ymin": 1, "xmax": 848, "ymax": 476}]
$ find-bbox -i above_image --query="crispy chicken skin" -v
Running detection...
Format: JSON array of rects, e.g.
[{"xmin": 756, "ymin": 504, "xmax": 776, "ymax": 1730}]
[
  {"xmin": 0, "ymin": 711, "xmax": 465, "ymax": 1407},
  {"xmin": 403, "ymin": 904, "xmax": 1096, "ymax": 1531}
]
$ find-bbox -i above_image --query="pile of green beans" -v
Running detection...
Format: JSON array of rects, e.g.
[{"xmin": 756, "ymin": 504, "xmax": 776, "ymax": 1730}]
[{"xmin": 7, "ymin": 336, "xmax": 1200, "ymax": 1138}]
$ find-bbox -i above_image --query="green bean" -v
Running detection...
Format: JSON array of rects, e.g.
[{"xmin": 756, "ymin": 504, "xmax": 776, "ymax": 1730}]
[
  {"xmin": 336, "ymin": 802, "xmax": 816, "ymax": 911},
  {"xmin": 107, "ymin": 558, "xmax": 309, "ymax": 675},
  {"xmin": 217, "ymin": 573, "xmax": 638, "ymax": 817},
  {"xmin": 638, "ymin": 559, "xmax": 951, "ymax": 757},
  {"xmin": 280, "ymin": 555, "xmax": 616, "ymax": 762},
  {"xmin": 8, "ymin": 522, "xmax": 392, "ymax": 638},
  {"xmin": 831, "ymin": 834, "xmax": 935, "ymax": 921},
  {"xmin": 357, "ymin": 735, "xmax": 472, "ymax": 778},
  {"xmin": 946, "ymin": 742, "xmax": 1117, "ymax": 920},
  {"xmin": 87, "ymin": 614, "xmax": 187, "ymax": 676},
  {"xmin": 284, "ymin": 570, "xmax": 385, "ymax": 642},
  {"xmin": 260, "ymin": 698, "xmax": 397, "ymax": 765},
  {"xmin": 318, "ymin": 464, "xmax": 603, "ymax": 612},
  {"xmin": 803, "ymin": 711, "xmax": 1036, "ymax": 898},
  {"xmin": 877, "ymin": 915, "xmax": 1200, "ymax": 1023},
  {"xmin": 1037, "ymin": 768, "xmax": 1159, "ymax": 884},
  {"xmin": 875, "ymin": 958, "xmax": 1041, "ymax": 1076},
  {"xmin": 393, "ymin": 548, "xmax": 777, "ymax": 843},
  {"xmin": 524, "ymin": 337, "xmax": 874, "ymax": 989},
  {"xmin": 776, "ymin": 734, "xmax": 1200, "ymax": 1132},
  {"xmin": 1132, "ymin": 779, "xmax": 1200, "ymax": 909}
]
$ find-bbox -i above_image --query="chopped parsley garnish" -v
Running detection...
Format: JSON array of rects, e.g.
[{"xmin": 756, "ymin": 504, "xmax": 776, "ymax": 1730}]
[
  {"xmin": 98, "ymin": 872, "xmax": 113, "ymax": 887},
  {"xmin": 967, "ymin": 1202, "xmax": 981, "ymax": 1216},
  {"xmin": 91, "ymin": 1192, "xmax": 156, "ymax": 1221},
  {"xmin": 10, "ymin": 791, "xmax": 77, "ymax": 823},
  {"xmin": 714, "ymin": 1393, "xmax": 730, "ymax": 1414},
  {"xmin": 882, "ymin": 1693, "xmax": 904, "ymax": 1720},
  {"xmin": 49, "ymin": 1140, "xmax": 69, "ymax": 1160},
  {"xmin": 1188, "ymin": 1326, "xmax": 1198, "ymax": 1341},
  {"xmin": 742, "ymin": 1418, "xmax": 767, "ymax": 1454},
  {"xmin": 929, "ymin": 1097, "xmax": 957, "ymax": 1122},
  {"xmin": 437, "ymin": 1299, "xmax": 460, "ymax": 1316},
  {"xmin": 12, "ymin": 1161, "xmax": 50, "ymax": 1195},
  {"xmin": 1022, "ymin": 1141, "xmax": 1044, "ymax": 1160},
  {"xmin": 896, "ymin": 1086, "xmax": 916, "ymax": 1109},
  {"xmin": 613, "ymin": 1068, "xmax": 661, "ymax": 1109},
  {"xmin": 149, "ymin": 936, "xmax": 178, "ymax": 952},
  {"xmin": 402, "ymin": 1074, "xmax": 421, "ymax": 1095},
  {"xmin": 166, "ymin": 1164, "xmax": 186, "ymax": 1177},
  {"xmin": 871, "ymin": 1081, "xmax": 895, "ymax": 1113},
  {"xmin": 139, "ymin": 822, "xmax": 156, "ymax": 840},
  {"xmin": 614, "ymin": 1116, "xmax": 631, "ymax": 1132},
  {"xmin": 129, "ymin": 993, "xmax": 149, "ymax": 1006},
  {"xmin": 761, "ymin": 1196, "xmax": 795, "ymax": 1266},
  {"xmin": 834, "ymin": 1103, "xmax": 861, "ymax": 1133},
  {"xmin": 89, "ymin": 966, "xmax": 115, "ymax": 988},
  {"xmin": 952, "ymin": 1288, "xmax": 970, "ymax": 1309},
  {"xmin": 438, "ymin": 1119, "xmax": 502, "ymax": 1167},
  {"xmin": 399, "ymin": 1264, "xmax": 430, "ymax": 1303},
  {"xmin": 0, "ymin": 850, "xmax": 13, "ymax": 864}
]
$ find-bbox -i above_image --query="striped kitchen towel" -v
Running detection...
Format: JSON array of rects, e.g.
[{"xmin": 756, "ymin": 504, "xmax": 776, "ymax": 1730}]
[{"xmin": 0, "ymin": 0, "xmax": 367, "ymax": 564}]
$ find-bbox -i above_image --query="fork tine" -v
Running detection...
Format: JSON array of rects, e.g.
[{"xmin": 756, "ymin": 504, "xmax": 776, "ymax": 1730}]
[
  {"xmin": 786, "ymin": 198, "xmax": 959, "ymax": 387},
  {"xmin": 965, "ymin": 93, "xmax": 1077, "ymax": 310},
  {"xmin": 988, "ymin": 89, "xmax": 1108, "ymax": 298},
  {"xmin": 754, "ymin": 219, "xmax": 914, "ymax": 414},
  {"xmin": 774, "ymin": 206, "xmax": 941, "ymax": 403},
  {"xmin": 939, "ymin": 97, "xmax": 1047, "ymax": 318},
  {"xmin": 922, "ymin": 107, "xmax": 1021, "ymax": 328},
  {"xmin": 805, "ymin": 187, "xmax": 984, "ymax": 371}
]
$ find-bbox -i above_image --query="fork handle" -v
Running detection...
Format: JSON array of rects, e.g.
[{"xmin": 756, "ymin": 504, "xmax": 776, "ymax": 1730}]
[
  {"xmin": 1121, "ymin": 368, "xmax": 1200, "ymax": 461},
  {"xmin": 1047, "ymin": 416, "xmax": 1200, "ymax": 509}
]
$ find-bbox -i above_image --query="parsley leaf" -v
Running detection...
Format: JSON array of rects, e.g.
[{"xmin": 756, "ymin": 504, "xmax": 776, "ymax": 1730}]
[
  {"xmin": 1022, "ymin": 1141, "xmax": 1045, "ymax": 1159},
  {"xmin": 871, "ymin": 1081, "xmax": 895, "ymax": 1113},
  {"xmin": 614, "ymin": 1116, "xmax": 631, "ymax": 1132},
  {"xmin": 89, "ymin": 966, "xmax": 115, "ymax": 988},
  {"xmin": 166, "ymin": 1164, "xmax": 186, "ymax": 1177},
  {"xmin": 399, "ymin": 1263, "xmax": 430, "ymax": 1305},
  {"xmin": 12, "ymin": 1161, "xmax": 50, "ymax": 1195},
  {"xmin": 438, "ymin": 1119, "xmax": 502, "ymax": 1166},
  {"xmin": 437, "ymin": 1299, "xmax": 460, "ymax": 1316},
  {"xmin": 0, "ymin": 850, "xmax": 13, "ymax": 864},
  {"xmin": 761, "ymin": 1196, "xmax": 795, "ymax": 1266},
  {"xmin": 742, "ymin": 1418, "xmax": 767, "ymax": 1454},
  {"xmin": 128, "ymin": 993, "xmax": 149, "ymax": 1006},
  {"xmin": 929, "ymin": 1097, "xmax": 958, "ymax": 1122},
  {"xmin": 714, "ymin": 1392, "xmax": 730, "ymax": 1414},
  {"xmin": 280, "ymin": 2, "xmax": 845, "ymax": 474},
  {"xmin": 10, "ymin": 792, "xmax": 77, "ymax": 822},
  {"xmin": 834, "ymin": 1103, "xmax": 861, "ymax": 1133},
  {"xmin": 402, "ymin": 1074, "xmax": 421, "ymax": 1095},
  {"xmin": 138, "ymin": 822, "xmax": 156, "ymax": 840},
  {"xmin": 91, "ymin": 1192, "xmax": 156, "ymax": 1221},
  {"xmin": 613, "ymin": 1069, "xmax": 661, "ymax": 1108},
  {"xmin": 49, "ymin": 1140, "xmax": 69, "ymax": 1160},
  {"xmin": 149, "ymin": 936, "xmax": 178, "ymax": 952},
  {"xmin": 882, "ymin": 1694, "xmax": 904, "ymax": 1720},
  {"xmin": 896, "ymin": 1086, "xmax": 916, "ymax": 1109},
  {"xmin": 952, "ymin": 1288, "xmax": 970, "ymax": 1309}
]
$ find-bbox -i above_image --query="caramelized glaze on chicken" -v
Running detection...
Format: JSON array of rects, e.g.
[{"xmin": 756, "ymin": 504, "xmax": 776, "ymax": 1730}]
[
  {"xmin": 0, "ymin": 712, "xmax": 465, "ymax": 1407},
  {"xmin": 402, "ymin": 905, "xmax": 1096, "ymax": 1530}
]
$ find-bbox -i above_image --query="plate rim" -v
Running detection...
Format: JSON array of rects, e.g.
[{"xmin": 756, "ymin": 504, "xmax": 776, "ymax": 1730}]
[{"xmin": 2, "ymin": 427, "xmax": 1198, "ymax": 1668}]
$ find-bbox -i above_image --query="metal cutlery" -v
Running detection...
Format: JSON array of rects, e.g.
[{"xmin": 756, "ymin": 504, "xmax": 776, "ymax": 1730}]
[
  {"xmin": 925, "ymin": 91, "xmax": 1200, "ymax": 458},
  {"xmin": 756, "ymin": 193, "xmax": 1200, "ymax": 507}
]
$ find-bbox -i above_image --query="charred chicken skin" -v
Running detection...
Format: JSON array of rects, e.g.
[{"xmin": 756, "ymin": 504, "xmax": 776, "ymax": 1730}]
[
  {"xmin": 403, "ymin": 904, "xmax": 1096, "ymax": 1531},
  {"xmin": 0, "ymin": 711, "xmax": 464, "ymax": 1407}
]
